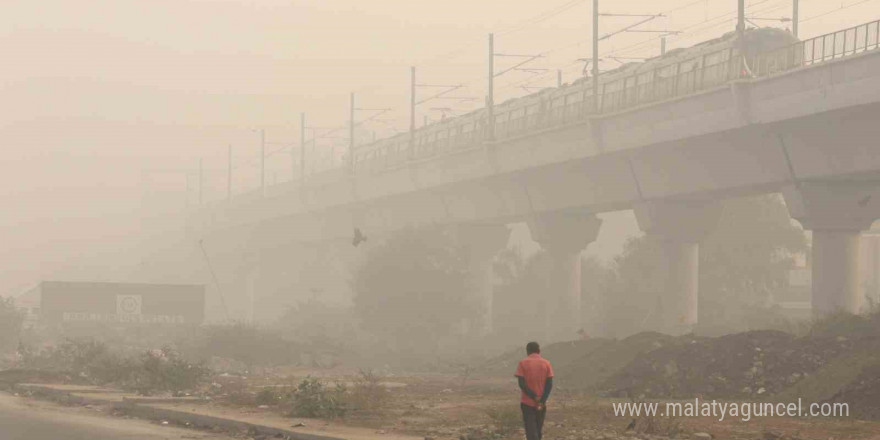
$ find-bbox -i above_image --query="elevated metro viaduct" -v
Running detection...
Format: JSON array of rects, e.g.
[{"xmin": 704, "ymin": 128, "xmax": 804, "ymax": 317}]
[{"xmin": 191, "ymin": 24, "xmax": 880, "ymax": 339}]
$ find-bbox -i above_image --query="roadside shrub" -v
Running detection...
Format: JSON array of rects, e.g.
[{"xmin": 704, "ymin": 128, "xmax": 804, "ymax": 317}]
[
  {"xmin": 127, "ymin": 347, "xmax": 211, "ymax": 396},
  {"xmin": 18, "ymin": 339, "xmax": 209, "ymax": 396},
  {"xmin": 347, "ymin": 369, "xmax": 389, "ymax": 411},
  {"xmin": 255, "ymin": 386, "xmax": 286, "ymax": 406},
  {"xmin": 287, "ymin": 377, "xmax": 347, "ymax": 418},
  {"xmin": 18, "ymin": 339, "xmax": 126, "ymax": 383},
  {"xmin": 211, "ymin": 375, "xmax": 255, "ymax": 406}
]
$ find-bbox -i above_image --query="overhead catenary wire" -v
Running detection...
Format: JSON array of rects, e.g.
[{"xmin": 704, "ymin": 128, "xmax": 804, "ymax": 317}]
[
  {"xmin": 801, "ymin": 0, "xmax": 878, "ymax": 23},
  {"xmin": 496, "ymin": 0, "xmax": 588, "ymax": 36},
  {"xmin": 603, "ymin": 0, "xmax": 781, "ymax": 59},
  {"xmin": 493, "ymin": 0, "xmax": 768, "ymax": 94},
  {"xmin": 213, "ymin": 0, "xmax": 874, "ymax": 200},
  {"xmin": 419, "ymin": 0, "xmax": 588, "ymax": 66}
]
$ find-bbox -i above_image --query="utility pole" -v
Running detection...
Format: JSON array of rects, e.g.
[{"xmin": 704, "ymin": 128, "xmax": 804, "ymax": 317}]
[
  {"xmin": 661, "ymin": 36, "xmax": 667, "ymax": 55},
  {"xmin": 260, "ymin": 128, "xmax": 266, "ymax": 197},
  {"xmin": 290, "ymin": 129, "xmax": 296, "ymax": 183},
  {"xmin": 557, "ymin": 69, "xmax": 562, "ymax": 87},
  {"xmin": 792, "ymin": 0, "xmax": 799, "ymax": 38},
  {"xmin": 592, "ymin": 0, "xmax": 599, "ymax": 112},
  {"xmin": 737, "ymin": 0, "xmax": 746, "ymax": 76},
  {"xmin": 410, "ymin": 66, "xmax": 416, "ymax": 156},
  {"xmin": 349, "ymin": 92, "xmax": 355, "ymax": 170},
  {"xmin": 487, "ymin": 33, "xmax": 495, "ymax": 141},
  {"xmin": 300, "ymin": 113, "xmax": 306, "ymax": 183},
  {"xmin": 198, "ymin": 158, "xmax": 203, "ymax": 205},
  {"xmin": 227, "ymin": 144, "xmax": 232, "ymax": 201}
]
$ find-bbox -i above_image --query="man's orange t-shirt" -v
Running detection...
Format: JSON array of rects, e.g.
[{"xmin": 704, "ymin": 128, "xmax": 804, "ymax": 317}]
[{"xmin": 514, "ymin": 353, "xmax": 554, "ymax": 407}]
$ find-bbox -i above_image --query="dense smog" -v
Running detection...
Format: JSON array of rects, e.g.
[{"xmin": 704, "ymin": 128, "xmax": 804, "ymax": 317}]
[{"xmin": 3, "ymin": 1, "xmax": 880, "ymax": 439}]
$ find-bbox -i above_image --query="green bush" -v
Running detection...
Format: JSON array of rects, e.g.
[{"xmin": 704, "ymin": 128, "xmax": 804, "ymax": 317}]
[
  {"xmin": 18, "ymin": 339, "xmax": 124, "ymax": 383},
  {"xmin": 18, "ymin": 339, "xmax": 209, "ymax": 396},
  {"xmin": 127, "ymin": 347, "xmax": 210, "ymax": 396},
  {"xmin": 347, "ymin": 369, "xmax": 389, "ymax": 411},
  {"xmin": 287, "ymin": 377, "xmax": 347, "ymax": 418},
  {"xmin": 255, "ymin": 386, "xmax": 286, "ymax": 406}
]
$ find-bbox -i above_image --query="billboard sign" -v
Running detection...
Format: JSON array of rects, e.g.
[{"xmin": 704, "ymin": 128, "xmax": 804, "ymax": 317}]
[{"xmin": 37, "ymin": 281, "xmax": 204, "ymax": 326}]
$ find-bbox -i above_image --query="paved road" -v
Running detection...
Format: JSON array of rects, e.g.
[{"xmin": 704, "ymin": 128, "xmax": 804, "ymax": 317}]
[{"xmin": 0, "ymin": 392, "xmax": 232, "ymax": 440}]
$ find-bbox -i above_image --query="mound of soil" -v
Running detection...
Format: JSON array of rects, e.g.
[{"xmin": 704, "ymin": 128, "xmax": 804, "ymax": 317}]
[
  {"xmin": 823, "ymin": 357, "xmax": 880, "ymax": 420},
  {"xmin": 482, "ymin": 332, "xmax": 680, "ymax": 391},
  {"xmin": 556, "ymin": 332, "xmax": 676, "ymax": 390},
  {"xmin": 482, "ymin": 324, "xmax": 880, "ymax": 407},
  {"xmin": 598, "ymin": 330, "xmax": 861, "ymax": 399}
]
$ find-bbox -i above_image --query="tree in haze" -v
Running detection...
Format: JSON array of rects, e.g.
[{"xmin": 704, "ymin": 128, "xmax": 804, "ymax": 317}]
[
  {"xmin": 274, "ymin": 298, "xmax": 360, "ymax": 352},
  {"xmin": 600, "ymin": 194, "xmax": 808, "ymax": 336},
  {"xmin": 0, "ymin": 297, "xmax": 25, "ymax": 354},
  {"xmin": 491, "ymin": 247, "xmax": 551, "ymax": 345},
  {"xmin": 351, "ymin": 226, "xmax": 481, "ymax": 360},
  {"xmin": 698, "ymin": 194, "xmax": 808, "ymax": 332},
  {"xmin": 597, "ymin": 237, "xmax": 665, "ymax": 337}
]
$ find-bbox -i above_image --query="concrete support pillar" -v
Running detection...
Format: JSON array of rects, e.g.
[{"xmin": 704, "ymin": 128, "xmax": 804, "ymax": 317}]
[
  {"xmin": 783, "ymin": 182, "xmax": 880, "ymax": 315},
  {"xmin": 811, "ymin": 230, "xmax": 861, "ymax": 313},
  {"xmin": 528, "ymin": 211, "xmax": 602, "ymax": 341},
  {"xmin": 635, "ymin": 201, "xmax": 722, "ymax": 335},
  {"xmin": 242, "ymin": 251, "xmax": 261, "ymax": 323},
  {"xmin": 867, "ymin": 234, "xmax": 880, "ymax": 302},
  {"xmin": 458, "ymin": 224, "xmax": 511, "ymax": 335}
]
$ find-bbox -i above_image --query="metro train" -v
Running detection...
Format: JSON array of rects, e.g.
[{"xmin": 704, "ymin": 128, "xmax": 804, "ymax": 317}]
[{"xmin": 351, "ymin": 27, "xmax": 799, "ymax": 173}]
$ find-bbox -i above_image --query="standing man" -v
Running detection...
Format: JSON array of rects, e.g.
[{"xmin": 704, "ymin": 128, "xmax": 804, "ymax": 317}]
[{"xmin": 515, "ymin": 341, "xmax": 554, "ymax": 440}]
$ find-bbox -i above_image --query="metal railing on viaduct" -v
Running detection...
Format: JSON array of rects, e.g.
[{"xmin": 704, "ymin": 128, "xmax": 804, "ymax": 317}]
[
  {"xmin": 351, "ymin": 19, "xmax": 880, "ymax": 173},
  {"xmin": 222, "ymin": 19, "xmax": 880, "ymax": 203}
]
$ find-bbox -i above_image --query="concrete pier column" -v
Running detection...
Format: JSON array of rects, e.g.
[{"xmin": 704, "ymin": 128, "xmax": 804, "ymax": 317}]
[
  {"xmin": 635, "ymin": 201, "xmax": 722, "ymax": 335},
  {"xmin": 658, "ymin": 239, "xmax": 700, "ymax": 332},
  {"xmin": 458, "ymin": 224, "xmax": 511, "ymax": 335},
  {"xmin": 783, "ymin": 183, "xmax": 880, "ymax": 315},
  {"xmin": 811, "ymin": 230, "xmax": 861, "ymax": 313},
  {"xmin": 528, "ymin": 211, "xmax": 602, "ymax": 341},
  {"xmin": 866, "ymin": 234, "xmax": 880, "ymax": 303},
  {"xmin": 242, "ymin": 250, "xmax": 262, "ymax": 323}
]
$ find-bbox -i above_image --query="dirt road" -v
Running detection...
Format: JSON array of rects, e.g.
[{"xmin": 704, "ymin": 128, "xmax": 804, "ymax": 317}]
[{"xmin": 0, "ymin": 392, "xmax": 234, "ymax": 440}]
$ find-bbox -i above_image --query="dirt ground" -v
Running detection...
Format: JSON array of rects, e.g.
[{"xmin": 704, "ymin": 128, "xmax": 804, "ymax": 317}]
[{"xmin": 210, "ymin": 368, "xmax": 880, "ymax": 440}]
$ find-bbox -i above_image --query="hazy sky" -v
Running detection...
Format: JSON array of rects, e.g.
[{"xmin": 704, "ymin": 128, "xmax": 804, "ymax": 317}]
[{"xmin": 1, "ymin": 0, "xmax": 877, "ymax": 294}]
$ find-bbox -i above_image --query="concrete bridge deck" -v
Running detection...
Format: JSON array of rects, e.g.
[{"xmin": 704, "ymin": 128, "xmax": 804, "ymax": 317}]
[{"xmin": 190, "ymin": 21, "xmax": 880, "ymax": 337}]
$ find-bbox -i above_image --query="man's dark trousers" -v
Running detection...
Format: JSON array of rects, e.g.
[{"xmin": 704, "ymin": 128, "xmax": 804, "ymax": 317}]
[{"xmin": 520, "ymin": 403, "xmax": 546, "ymax": 440}]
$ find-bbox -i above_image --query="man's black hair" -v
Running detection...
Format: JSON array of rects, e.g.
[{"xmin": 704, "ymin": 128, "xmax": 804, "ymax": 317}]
[{"xmin": 526, "ymin": 341, "xmax": 540, "ymax": 354}]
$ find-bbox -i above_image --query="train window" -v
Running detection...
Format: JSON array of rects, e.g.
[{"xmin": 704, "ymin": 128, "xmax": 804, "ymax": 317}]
[
  {"xmin": 552, "ymin": 96, "xmax": 564, "ymax": 109},
  {"xmin": 704, "ymin": 50, "xmax": 724, "ymax": 66}
]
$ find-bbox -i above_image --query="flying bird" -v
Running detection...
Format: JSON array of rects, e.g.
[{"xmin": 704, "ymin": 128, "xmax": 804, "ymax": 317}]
[{"xmin": 352, "ymin": 228, "xmax": 368, "ymax": 247}]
